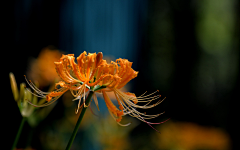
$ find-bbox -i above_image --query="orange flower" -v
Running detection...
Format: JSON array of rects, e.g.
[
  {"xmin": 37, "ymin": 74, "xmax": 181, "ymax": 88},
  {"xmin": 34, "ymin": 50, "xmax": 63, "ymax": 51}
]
[
  {"xmin": 26, "ymin": 51, "xmax": 166, "ymax": 127},
  {"xmin": 26, "ymin": 52, "xmax": 116, "ymax": 111}
]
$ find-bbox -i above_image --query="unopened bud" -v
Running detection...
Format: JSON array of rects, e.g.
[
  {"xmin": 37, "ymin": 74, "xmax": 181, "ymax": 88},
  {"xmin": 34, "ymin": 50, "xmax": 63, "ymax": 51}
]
[
  {"xmin": 9, "ymin": 72, "xmax": 19, "ymax": 101},
  {"xmin": 19, "ymin": 83, "xmax": 26, "ymax": 101}
]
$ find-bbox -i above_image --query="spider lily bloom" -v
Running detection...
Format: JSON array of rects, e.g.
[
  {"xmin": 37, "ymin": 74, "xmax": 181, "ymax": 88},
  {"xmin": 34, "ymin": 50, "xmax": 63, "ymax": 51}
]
[
  {"xmin": 25, "ymin": 51, "xmax": 120, "ymax": 113},
  {"xmin": 98, "ymin": 58, "xmax": 167, "ymax": 127},
  {"xmin": 25, "ymin": 51, "xmax": 167, "ymax": 128}
]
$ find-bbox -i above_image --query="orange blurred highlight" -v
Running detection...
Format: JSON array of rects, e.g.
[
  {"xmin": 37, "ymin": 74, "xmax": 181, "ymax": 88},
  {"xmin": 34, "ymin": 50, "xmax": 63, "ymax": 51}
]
[
  {"xmin": 154, "ymin": 121, "xmax": 231, "ymax": 150},
  {"xmin": 28, "ymin": 46, "xmax": 62, "ymax": 87}
]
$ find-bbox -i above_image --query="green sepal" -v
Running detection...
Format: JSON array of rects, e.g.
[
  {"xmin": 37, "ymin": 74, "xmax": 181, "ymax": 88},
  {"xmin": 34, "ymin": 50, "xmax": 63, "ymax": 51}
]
[{"xmin": 93, "ymin": 85, "xmax": 107, "ymax": 91}]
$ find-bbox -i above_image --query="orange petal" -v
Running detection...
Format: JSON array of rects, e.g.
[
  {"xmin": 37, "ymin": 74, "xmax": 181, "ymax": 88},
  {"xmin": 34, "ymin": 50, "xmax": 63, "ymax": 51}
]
[
  {"xmin": 46, "ymin": 89, "xmax": 67, "ymax": 101},
  {"xmin": 96, "ymin": 52, "xmax": 103, "ymax": 66},
  {"xmin": 86, "ymin": 53, "xmax": 96, "ymax": 79},
  {"xmin": 67, "ymin": 54, "xmax": 86, "ymax": 82},
  {"xmin": 54, "ymin": 56, "xmax": 79, "ymax": 84},
  {"xmin": 102, "ymin": 90, "xmax": 123, "ymax": 122},
  {"xmin": 115, "ymin": 59, "xmax": 138, "ymax": 89}
]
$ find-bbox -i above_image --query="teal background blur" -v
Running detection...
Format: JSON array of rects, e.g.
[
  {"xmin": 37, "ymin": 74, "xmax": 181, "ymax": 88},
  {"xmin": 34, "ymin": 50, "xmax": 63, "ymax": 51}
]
[{"xmin": 4, "ymin": 0, "xmax": 239, "ymax": 149}]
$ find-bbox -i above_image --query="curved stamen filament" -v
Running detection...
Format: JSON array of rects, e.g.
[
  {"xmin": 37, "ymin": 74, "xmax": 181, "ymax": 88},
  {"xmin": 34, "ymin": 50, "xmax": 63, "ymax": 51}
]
[
  {"xmin": 25, "ymin": 88, "xmax": 46, "ymax": 98},
  {"xmin": 109, "ymin": 89, "xmax": 165, "ymax": 124},
  {"xmin": 24, "ymin": 75, "xmax": 50, "ymax": 96},
  {"xmin": 119, "ymin": 96, "xmax": 162, "ymax": 120},
  {"xmin": 113, "ymin": 89, "xmax": 164, "ymax": 109}
]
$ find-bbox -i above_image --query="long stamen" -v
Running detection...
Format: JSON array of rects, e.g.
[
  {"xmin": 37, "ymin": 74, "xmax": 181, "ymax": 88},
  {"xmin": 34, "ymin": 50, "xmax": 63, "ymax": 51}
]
[
  {"xmin": 93, "ymin": 93, "xmax": 100, "ymax": 111},
  {"xmin": 24, "ymin": 75, "xmax": 49, "ymax": 95},
  {"xmin": 113, "ymin": 88, "xmax": 152, "ymax": 102},
  {"xmin": 113, "ymin": 88, "xmax": 166, "ymax": 124},
  {"xmin": 142, "ymin": 118, "xmax": 170, "ymax": 125},
  {"xmin": 137, "ymin": 90, "xmax": 159, "ymax": 99},
  {"xmin": 75, "ymin": 97, "xmax": 82, "ymax": 114},
  {"xmin": 75, "ymin": 85, "xmax": 85, "ymax": 114},
  {"xmin": 69, "ymin": 86, "xmax": 89, "ymax": 111},
  {"xmin": 114, "ymin": 89, "xmax": 164, "ymax": 109},
  {"xmin": 28, "ymin": 95, "xmax": 59, "ymax": 107},
  {"xmin": 138, "ymin": 114, "xmax": 161, "ymax": 133},
  {"xmin": 83, "ymin": 84, "xmax": 87, "ymax": 107},
  {"xmin": 121, "ymin": 97, "xmax": 164, "ymax": 119},
  {"xmin": 88, "ymin": 104, "xmax": 99, "ymax": 117},
  {"xmin": 138, "ymin": 91, "xmax": 147, "ymax": 97},
  {"xmin": 25, "ymin": 88, "xmax": 46, "ymax": 98},
  {"xmin": 27, "ymin": 87, "xmax": 68, "ymax": 107}
]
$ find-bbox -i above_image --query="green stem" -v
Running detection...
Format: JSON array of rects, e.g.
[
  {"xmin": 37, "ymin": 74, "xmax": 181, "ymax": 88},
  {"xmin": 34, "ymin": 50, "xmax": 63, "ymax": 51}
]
[
  {"xmin": 65, "ymin": 90, "xmax": 94, "ymax": 150},
  {"xmin": 11, "ymin": 117, "xmax": 27, "ymax": 150}
]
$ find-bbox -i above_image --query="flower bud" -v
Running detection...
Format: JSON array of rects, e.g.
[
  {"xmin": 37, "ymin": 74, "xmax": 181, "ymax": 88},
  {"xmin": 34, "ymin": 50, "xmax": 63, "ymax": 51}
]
[{"xmin": 9, "ymin": 72, "xmax": 19, "ymax": 101}]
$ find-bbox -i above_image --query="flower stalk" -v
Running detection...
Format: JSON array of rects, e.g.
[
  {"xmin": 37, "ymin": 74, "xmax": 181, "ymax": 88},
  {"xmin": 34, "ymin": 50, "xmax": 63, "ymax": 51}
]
[
  {"xmin": 11, "ymin": 117, "xmax": 27, "ymax": 150},
  {"xmin": 65, "ymin": 90, "xmax": 94, "ymax": 150}
]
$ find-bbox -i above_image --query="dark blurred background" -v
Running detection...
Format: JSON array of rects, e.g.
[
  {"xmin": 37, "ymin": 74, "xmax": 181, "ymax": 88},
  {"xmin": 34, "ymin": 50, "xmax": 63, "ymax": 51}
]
[{"xmin": 4, "ymin": 0, "xmax": 239, "ymax": 149}]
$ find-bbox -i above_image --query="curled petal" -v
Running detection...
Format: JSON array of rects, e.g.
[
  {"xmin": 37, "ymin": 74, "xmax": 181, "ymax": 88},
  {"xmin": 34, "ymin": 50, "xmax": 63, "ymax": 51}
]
[
  {"xmin": 54, "ymin": 61, "xmax": 79, "ymax": 84},
  {"xmin": 117, "ymin": 60, "xmax": 138, "ymax": 88},
  {"xmin": 46, "ymin": 89, "xmax": 67, "ymax": 101},
  {"xmin": 67, "ymin": 54, "xmax": 86, "ymax": 82},
  {"xmin": 102, "ymin": 90, "xmax": 124, "ymax": 122}
]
